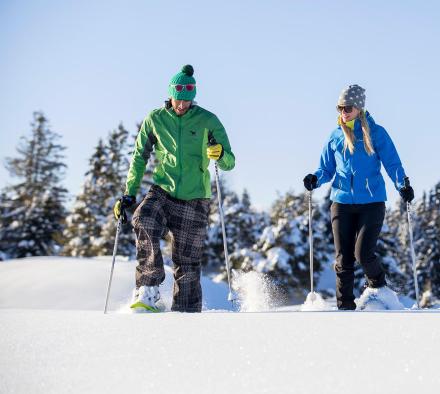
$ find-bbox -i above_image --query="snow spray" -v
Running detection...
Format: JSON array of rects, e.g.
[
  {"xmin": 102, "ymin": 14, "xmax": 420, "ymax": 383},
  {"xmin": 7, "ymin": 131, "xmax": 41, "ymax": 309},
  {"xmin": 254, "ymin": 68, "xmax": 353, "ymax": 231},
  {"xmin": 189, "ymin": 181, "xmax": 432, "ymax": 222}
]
[
  {"xmin": 300, "ymin": 291, "xmax": 330, "ymax": 311},
  {"xmin": 233, "ymin": 271, "xmax": 284, "ymax": 312}
]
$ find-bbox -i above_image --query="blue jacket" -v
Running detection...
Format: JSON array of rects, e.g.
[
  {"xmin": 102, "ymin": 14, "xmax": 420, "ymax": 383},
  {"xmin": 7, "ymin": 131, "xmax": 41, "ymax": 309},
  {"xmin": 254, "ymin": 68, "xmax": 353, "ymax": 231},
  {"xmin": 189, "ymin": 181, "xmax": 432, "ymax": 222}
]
[{"xmin": 314, "ymin": 113, "xmax": 406, "ymax": 204}]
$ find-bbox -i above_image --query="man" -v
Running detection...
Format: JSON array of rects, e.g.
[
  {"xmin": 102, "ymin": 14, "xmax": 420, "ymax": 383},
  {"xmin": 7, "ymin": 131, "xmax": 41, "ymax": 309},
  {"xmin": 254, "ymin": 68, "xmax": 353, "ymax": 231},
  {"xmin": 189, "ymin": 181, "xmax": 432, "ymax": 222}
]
[{"xmin": 114, "ymin": 65, "xmax": 235, "ymax": 312}]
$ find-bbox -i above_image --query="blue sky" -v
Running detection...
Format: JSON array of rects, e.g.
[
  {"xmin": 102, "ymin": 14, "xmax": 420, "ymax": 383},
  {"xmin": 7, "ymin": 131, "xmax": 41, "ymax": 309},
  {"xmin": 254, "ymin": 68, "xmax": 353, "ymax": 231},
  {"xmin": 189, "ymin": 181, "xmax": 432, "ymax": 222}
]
[{"xmin": 1, "ymin": 0, "xmax": 439, "ymax": 210}]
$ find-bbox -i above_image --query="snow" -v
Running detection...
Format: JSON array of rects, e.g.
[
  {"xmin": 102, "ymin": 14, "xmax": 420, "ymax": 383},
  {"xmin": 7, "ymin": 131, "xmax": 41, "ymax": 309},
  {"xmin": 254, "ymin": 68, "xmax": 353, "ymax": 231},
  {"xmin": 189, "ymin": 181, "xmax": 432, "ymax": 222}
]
[
  {"xmin": 233, "ymin": 270, "xmax": 280, "ymax": 312},
  {"xmin": 1, "ymin": 257, "xmax": 440, "ymax": 394},
  {"xmin": 266, "ymin": 247, "xmax": 292, "ymax": 274},
  {"xmin": 0, "ymin": 257, "xmax": 232, "ymax": 312},
  {"xmin": 250, "ymin": 246, "xmax": 293, "ymax": 275},
  {"xmin": 316, "ymin": 258, "xmax": 337, "ymax": 295},
  {"xmin": 357, "ymin": 285, "xmax": 405, "ymax": 310},
  {"xmin": 300, "ymin": 291, "xmax": 330, "ymax": 311}
]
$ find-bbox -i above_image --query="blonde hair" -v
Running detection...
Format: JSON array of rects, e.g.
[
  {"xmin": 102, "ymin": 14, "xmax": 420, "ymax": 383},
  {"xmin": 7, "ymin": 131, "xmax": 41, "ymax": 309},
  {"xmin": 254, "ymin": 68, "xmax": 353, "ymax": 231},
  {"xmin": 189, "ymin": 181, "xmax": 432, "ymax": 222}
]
[{"xmin": 340, "ymin": 110, "xmax": 375, "ymax": 156}]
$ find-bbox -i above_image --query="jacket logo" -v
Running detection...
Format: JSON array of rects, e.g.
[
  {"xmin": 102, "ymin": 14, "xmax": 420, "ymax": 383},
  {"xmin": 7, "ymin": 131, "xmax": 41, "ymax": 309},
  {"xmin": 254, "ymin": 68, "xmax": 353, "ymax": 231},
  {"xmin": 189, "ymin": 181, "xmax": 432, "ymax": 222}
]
[{"xmin": 190, "ymin": 130, "xmax": 196, "ymax": 136}]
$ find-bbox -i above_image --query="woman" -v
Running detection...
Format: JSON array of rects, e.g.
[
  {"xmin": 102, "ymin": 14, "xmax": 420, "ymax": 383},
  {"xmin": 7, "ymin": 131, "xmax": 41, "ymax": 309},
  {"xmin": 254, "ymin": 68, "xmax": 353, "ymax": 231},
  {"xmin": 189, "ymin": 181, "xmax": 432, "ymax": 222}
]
[{"xmin": 303, "ymin": 84, "xmax": 414, "ymax": 310}]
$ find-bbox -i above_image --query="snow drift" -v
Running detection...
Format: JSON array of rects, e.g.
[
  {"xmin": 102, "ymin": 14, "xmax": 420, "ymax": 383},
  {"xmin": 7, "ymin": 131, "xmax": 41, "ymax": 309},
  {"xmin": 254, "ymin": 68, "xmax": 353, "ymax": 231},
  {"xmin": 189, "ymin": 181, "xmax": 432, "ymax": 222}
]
[{"xmin": 1, "ymin": 257, "xmax": 440, "ymax": 394}]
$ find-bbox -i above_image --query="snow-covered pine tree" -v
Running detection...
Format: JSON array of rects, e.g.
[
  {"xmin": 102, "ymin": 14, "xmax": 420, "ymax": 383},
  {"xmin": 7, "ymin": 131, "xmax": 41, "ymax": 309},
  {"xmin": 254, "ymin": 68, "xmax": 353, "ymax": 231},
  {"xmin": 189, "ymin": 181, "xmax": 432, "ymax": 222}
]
[
  {"xmin": 63, "ymin": 123, "xmax": 138, "ymax": 258},
  {"xmin": 62, "ymin": 139, "xmax": 109, "ymax": 256},
  {"xmin": 236, "ymin": 189, "xmax": 268, "ymax": 249},
  {"xmin": 233, "ymin": 190, "xmax": 331, "ymax": 300},
  {"xmin": 204, "ymin": 175, "xmax": 238, "ymax": 271},
  {"xmin": 99, "ymin": 122, "xmax": 159, "ymax": 258},
  {"xmin": 311, "ymin": 189, "xmax": 337, "ymax": 297},
  {"xmin": 381, "ymin": 196, "xmax": 429, "ymax": 303},
  {"xmin": 427, "ymin": 183, "xmax": 440, "ymax": 303},
  {"xmin": 0, "ymin": 112, "xmax": 67, "ymax": 258},
  {"xmin": 225, "ymin": 189, "xmax": 270, "ymax": 274},
  {"xmin": 416, "ymin": 183, "xmax": 440, "ymax": 306},
  {"xmin": 94, "ymin": 124, "xmax": 135, "ymax": 257},
  {"xmin": 0, "ymin": 191, "xmax": 12, "ymax": 260},
  {"xmin": 385, "ymin": 200, "xmax": 415, "ymax": 295}
]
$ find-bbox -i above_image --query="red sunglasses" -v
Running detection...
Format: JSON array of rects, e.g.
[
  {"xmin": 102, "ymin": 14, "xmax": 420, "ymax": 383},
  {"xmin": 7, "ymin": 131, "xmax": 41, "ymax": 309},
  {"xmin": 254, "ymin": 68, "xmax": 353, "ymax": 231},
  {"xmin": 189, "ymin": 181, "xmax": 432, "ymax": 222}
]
[{"xmin": 171, "ymin": 84, "xmax": 196, "ymax": 92}]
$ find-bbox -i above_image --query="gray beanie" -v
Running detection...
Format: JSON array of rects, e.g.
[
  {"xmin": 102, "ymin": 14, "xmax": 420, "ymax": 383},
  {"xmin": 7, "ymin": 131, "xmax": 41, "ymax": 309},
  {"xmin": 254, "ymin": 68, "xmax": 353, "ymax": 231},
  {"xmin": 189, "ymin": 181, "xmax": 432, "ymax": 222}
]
[{"xmin": 337, "ymin": 84, "xmax": 366, "ymax": 110}]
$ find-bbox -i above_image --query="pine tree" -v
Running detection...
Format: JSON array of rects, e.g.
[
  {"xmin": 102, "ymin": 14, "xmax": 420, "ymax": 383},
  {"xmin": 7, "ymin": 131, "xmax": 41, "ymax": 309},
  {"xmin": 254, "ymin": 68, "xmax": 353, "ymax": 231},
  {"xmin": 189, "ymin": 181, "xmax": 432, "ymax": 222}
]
[
  {"xmin": 416, "ymin": 183, "xmax": 440, "ymax": 306},
  {"xmin": 233, "ymin": 190, "xmax": 332, "ymax": 299},
  {"xmin": 0, "ymin": 112, "xmax": 67, "ymax": 258},
  {"xmin": 64, "ymin": 124, "xmax": 135, "ymax": 257},
  {"xmin": 311, "ymin": 189, "xmax": 338, "ymax": 298},
  {"xmin": 98, "ymin": 124, "xmax": 134, "ymax": 256},
  {"xmin": 62, "ymin": 139, "xmax": 109, "ymax": 256},
  {"xmin": 382, "ymin": 196, "xmax": 430, "ymax": 303},
  {"xmin": 205, "ymin": 175, "xmax": 237, "ymax": 271},
  {"xmin": 225, "ymin": 189, "xmax": 270, "ymax": 273},
  {"xmin": 428, "ymin": 184, "xmax": 440, "ymax": 302},
  {"xmin": 63, "ymin": 122, "xmax": 158, "ymax": 259},
  {"xmin": 0, "ymin": 191, "xmax": 12, "ymax": 260}
]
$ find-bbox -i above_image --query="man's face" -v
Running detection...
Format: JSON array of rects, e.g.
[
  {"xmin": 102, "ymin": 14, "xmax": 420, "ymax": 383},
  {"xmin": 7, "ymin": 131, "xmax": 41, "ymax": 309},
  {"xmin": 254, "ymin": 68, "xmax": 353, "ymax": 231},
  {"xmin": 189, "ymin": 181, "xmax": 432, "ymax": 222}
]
[{"xmin": 171, "ymin": 99, "xmax": 192, "ymax": 116}]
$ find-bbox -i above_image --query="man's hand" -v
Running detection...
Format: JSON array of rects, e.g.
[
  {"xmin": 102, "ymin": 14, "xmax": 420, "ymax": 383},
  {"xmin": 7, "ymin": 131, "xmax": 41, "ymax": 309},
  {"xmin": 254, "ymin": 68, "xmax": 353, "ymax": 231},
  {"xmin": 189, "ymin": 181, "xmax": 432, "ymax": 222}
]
[
  {"xmin": 207, "ymin": 144, "xmax": 224, "ymax": 161},
  {"xmin": 113, "ymin": 195, "xmax": 136, "ymax": 222}
]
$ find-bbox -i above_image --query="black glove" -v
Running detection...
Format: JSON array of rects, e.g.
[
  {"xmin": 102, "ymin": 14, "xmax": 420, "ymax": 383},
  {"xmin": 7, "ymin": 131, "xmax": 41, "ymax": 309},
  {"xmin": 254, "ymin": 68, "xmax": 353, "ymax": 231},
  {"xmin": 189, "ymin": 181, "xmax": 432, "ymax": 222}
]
[
  {"xmin": 303, "ymin": 174, "xmax": 318, "ymax": 191},
  {"xmin": 114, "ymin": 195, "xmax": 136, "ymax": 223},
  {"xmin": 399, "ymin": 177, "xmax": 414, "ymax": 203}
]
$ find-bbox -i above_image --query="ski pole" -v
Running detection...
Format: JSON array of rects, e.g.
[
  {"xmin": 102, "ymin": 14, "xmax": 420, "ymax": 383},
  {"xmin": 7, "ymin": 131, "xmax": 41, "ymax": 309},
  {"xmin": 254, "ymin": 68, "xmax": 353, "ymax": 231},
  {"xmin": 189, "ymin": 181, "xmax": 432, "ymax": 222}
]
[
  {"xmin": 214, "ymin": 161, "xmax": 235, "ymax": 302},
  {"xmin": 104, "ymin": 217, "xmax": 122, "ymax": 314},
  {"xmin": 208, "ymin": 131, "xmax": 236, "ymax": 303},
  {"xmin": 406, "ymin": 200, "xmax": 420, "ymax": 308},
  {"xmin": 308, "ymin": 191, "xmax": 315, "ymax": 298}
]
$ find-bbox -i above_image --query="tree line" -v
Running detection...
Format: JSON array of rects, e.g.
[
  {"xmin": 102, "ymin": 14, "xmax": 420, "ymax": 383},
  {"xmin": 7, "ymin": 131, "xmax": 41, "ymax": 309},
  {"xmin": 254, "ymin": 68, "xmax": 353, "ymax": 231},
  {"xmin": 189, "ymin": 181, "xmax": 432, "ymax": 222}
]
[{"xmin": 0, "ymin": 112, "xmax": 439, "ymax": 306}]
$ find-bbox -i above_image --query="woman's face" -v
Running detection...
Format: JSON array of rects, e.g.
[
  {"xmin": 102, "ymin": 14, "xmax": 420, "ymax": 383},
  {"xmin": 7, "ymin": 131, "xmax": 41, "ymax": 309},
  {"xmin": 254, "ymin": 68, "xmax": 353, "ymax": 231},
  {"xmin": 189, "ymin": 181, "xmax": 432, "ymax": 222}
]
[{"xmin": 339, "ymin": 106, "xmax": 360, "ymax": 123}]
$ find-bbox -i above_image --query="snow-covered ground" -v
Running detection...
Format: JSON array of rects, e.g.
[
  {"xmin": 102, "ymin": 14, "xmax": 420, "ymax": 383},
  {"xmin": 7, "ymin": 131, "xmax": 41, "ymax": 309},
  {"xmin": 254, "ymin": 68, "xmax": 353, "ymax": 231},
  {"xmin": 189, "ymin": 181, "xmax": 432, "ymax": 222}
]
[
  {"xmin": 0, "ymin": 256, "xmax": 232, "ymax": 312},
  {"xmin": 1, "ymin": 257, "xmax": 439, "ymax": 394}
]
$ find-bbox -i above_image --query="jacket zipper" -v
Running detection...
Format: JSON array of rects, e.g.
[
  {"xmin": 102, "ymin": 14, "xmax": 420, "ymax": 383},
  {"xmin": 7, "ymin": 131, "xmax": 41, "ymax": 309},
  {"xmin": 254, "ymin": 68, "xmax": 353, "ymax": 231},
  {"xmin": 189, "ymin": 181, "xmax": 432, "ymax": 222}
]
[
  {"xmin": 366, "ymin": 178, "xmax": 373, "ymax": 197},
  {"xmin": 177, "ymin": 117, "xmax": 182, "ymax": 197}
]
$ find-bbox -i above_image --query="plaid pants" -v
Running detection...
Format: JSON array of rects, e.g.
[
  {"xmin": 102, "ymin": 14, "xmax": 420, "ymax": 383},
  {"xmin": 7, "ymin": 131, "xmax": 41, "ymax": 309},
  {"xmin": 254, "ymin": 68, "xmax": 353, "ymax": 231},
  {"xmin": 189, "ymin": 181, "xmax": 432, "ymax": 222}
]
[{"xmin": 132, "ymin": 185, "xmax": 210, "ymax": 312}]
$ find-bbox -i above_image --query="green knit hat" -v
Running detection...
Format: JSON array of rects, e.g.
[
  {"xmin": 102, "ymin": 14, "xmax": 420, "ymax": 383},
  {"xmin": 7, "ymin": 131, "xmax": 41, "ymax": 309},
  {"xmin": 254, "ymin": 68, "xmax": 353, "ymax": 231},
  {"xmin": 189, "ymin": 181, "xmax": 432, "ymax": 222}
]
[{"xmin": 168, "ymin": 65, "xmax": 197, "ymax": 101}]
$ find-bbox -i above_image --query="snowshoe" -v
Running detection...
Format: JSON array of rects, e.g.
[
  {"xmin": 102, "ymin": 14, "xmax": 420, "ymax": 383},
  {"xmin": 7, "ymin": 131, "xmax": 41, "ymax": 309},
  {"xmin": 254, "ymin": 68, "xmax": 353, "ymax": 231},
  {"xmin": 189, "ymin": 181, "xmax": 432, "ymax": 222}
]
[
  {"xmin": 130, "ymin": 286, "xmax": 163, "ymax": 313},
  {"xmin": 356, "ymin": 286, "xmax": 404, "ymax": 311}
]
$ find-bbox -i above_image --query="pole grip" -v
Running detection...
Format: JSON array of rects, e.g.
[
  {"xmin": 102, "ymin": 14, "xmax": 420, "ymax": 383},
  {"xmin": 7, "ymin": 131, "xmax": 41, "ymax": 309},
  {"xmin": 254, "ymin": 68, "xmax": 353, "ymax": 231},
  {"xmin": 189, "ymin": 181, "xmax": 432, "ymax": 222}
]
[{"xmin": 208, "ymin": 130, "xmax": 217, "ymax": 146}]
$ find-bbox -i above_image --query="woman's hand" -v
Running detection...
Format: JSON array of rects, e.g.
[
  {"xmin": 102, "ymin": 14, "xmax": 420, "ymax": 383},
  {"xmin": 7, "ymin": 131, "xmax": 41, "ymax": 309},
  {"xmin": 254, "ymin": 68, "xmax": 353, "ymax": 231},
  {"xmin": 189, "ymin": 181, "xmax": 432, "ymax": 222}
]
[{"xmin": 303, "ymin": 174, "xmax": 318, "ymax": 191}]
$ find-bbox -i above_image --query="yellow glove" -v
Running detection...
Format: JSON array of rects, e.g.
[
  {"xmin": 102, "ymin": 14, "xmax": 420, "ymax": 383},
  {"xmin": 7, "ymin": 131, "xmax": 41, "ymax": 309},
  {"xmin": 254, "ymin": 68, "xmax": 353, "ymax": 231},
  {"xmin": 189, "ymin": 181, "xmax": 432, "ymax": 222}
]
[
  {"xmin": 113, "ymin": 200, "xmax": 122, "ymax": 220},
  {"xmin": 113, "ymin": 195, "xmax": 136, "ymax": 222},
  {"xmin": 206, "ymin": 144, "xmax": 224, "ymax": 161}
]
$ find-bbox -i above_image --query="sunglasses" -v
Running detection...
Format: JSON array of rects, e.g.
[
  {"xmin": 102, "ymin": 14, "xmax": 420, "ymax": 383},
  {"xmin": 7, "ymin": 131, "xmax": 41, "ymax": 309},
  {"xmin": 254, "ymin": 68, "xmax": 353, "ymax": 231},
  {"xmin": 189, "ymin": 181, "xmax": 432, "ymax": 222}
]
[
  {"xmin": 170, "ymin": 84, "xmax": 196, "ymax": 92},
  {"xmin": 337, "ymin": 105, "xmax": 354, "ymax": 113}
]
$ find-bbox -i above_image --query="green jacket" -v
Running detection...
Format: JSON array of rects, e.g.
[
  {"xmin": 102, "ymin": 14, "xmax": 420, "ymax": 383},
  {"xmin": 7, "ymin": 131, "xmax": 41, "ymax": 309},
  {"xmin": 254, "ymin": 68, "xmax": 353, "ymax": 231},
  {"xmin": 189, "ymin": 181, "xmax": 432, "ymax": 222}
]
[{"xmin": 125, "ymin": 104, "xmax": 235, "ymax": 200}]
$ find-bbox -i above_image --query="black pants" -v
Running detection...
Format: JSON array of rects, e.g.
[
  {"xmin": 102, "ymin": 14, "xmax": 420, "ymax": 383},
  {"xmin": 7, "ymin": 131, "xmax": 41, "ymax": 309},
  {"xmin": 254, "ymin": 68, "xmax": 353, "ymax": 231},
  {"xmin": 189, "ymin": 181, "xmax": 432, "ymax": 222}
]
[{"xmin": 331, "ymin": 202, "xmax": 386, "ymax": 309}]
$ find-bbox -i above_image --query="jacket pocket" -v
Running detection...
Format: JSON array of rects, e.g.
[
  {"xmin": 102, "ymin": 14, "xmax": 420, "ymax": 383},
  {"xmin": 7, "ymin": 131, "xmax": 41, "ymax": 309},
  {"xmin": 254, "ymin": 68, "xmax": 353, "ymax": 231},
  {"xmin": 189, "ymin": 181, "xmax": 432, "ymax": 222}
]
[{"xmin": 332, "ymin": 174, "xmax": 350, "ymax": 192}]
